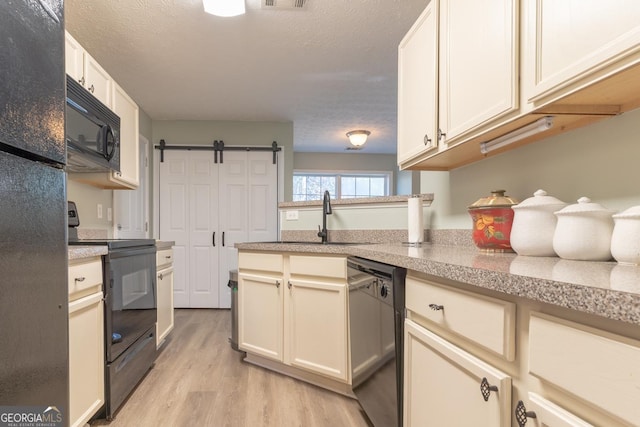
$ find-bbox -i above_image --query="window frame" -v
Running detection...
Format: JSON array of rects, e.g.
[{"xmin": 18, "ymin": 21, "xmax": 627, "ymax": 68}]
[{"xmin": 293, "ymin": 169, "xmax": 392, "ymax": 201}]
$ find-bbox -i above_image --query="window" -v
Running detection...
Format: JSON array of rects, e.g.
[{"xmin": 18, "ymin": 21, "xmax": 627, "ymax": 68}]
[{"xmin": 293, "ymin": 171, "xmax": 391, "ymax": 201}]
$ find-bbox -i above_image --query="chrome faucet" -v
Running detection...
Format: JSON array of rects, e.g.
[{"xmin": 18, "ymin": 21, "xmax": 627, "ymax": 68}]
[{"xmin": 317, "ymin": 190, "xmax": 332, "ymax": 243}]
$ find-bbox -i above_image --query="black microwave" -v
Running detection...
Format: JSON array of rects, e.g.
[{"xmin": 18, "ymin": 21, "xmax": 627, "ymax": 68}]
[{"xmin": 65, "ymin": 74, "xmax": 120, "ymax": 172}]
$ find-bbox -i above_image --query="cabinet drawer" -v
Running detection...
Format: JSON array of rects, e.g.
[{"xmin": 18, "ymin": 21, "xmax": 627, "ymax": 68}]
[
  {"xmin": 156, "ymin": 248, "xmax": 173, "ymax": 269},
  {"xmin": 238, "ymin": 251, "xmax": 283, "ymax": 274},
  {"xmin": 529, "ymin": 312, "xmax": 640, "ymax": 426},
  {"xmin": 68, "ymin": 257, "xmax": 103, "ymax": 300},
  {"xmin": 289, "ymin": 255, "xmax": 346, "ymax": 279},
  {"xmin": 405, "ymin": 277, "xmax": 515, "ymax": 360},
  {"xmin": 526, "ymin": 392, "xmax": 593, "ymax": 427}
]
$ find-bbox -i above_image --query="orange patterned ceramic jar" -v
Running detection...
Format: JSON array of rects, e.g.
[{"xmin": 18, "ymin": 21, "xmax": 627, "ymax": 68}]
[{"xmin": 468, "ymin": 190, "xmax": 518, "ymax": 252}]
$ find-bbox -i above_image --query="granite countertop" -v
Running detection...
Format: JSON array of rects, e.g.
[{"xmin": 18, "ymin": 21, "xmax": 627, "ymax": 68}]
[
  {"xmin": 156, "ymin": 240, "xmax": 175, "ymax": 250},
  {"xmin": 235, "ymin": 241, "xmax": 640, "ymax": 326},
  {"xmin": 68, "ymin": 245, "xmax": 108, "ymax": 260}
]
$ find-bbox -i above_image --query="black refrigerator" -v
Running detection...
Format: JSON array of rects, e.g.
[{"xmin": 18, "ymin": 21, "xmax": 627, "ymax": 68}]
[{"xmin": 0, "ymin": 0, "xmax": 69, "ymax": 425}]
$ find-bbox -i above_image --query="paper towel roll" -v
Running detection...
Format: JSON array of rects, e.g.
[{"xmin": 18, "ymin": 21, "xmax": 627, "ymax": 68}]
[{"xmin": 408, "ymin": 195, "xmax": 424, "ymax": 243}]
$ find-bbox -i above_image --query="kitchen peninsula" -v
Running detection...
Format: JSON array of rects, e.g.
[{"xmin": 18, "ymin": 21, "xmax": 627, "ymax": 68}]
[{"xmin": 236, "ymin": 236, "xmax": 640, "ymax": 426}]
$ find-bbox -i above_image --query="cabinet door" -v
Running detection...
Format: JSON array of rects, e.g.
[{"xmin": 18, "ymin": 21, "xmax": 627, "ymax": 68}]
[
  {"xmin": 111, "ymin": 82, "xmax": 139, "ymax": 188},
  {"xmin": 69, "ymin": 292, "xmax": 105, "ymax": 427},
  {"xmin": 156, "ymin": 267, "xmax": 174, "ymax": 348},
  {"xmin": 65, "ymin": 31, "xmax": 84, "ymax": 83},
  {"xmin": 84, "ymin": 52, "xmax": 112, "ymax": 106},
  {"xmin": 526, "ymin": 0, "xmax": 640, "ymax": 103},
  {"xmin": 287, "ymin": 279, "xmax": 348, "ymax": 381},
  {"xmin": 404, "ymin": 319, "xmax": 511, "ymax": 427},
  {"xmin": 397, "ymin": 0, "xmax": 439, "ymax": 167},
  {"xmin": 238, "ymin": 273, "xmax": 284, "ymax": 361},
  {"xmin": 438, "ymin": 0, "xmax": 518, "ymax": 144}
]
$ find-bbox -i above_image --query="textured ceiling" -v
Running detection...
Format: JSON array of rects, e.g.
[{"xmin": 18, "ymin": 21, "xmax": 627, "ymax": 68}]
[{"xmin": 65, "ymin": 0, "xmax": 429, "ymax": 153}]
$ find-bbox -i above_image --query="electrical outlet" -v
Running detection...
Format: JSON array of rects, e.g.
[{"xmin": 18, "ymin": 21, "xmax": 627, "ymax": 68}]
[
  {"xmin": 285, "ymin": 210, "xmax": 299, "ymax": 220},
  {"xmin": 107, "ymin": 207, "xmax": 112, "ymax": 222},
  {"xmin": 97, "ymin": 204, "xmax": 103, "ymax": 219}
]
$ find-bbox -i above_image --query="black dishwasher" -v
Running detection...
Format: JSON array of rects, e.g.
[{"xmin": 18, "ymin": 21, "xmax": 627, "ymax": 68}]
[{"xmin": 347, "ymin": 257, "xmax": 406, "ymax": 427}]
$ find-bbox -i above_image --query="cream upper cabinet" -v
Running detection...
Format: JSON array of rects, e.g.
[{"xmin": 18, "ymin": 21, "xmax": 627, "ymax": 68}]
[
  {"xmin": 404, "ymin": 319, "xmax": 512, "ymax": 427},
  {"xmin": 110, "ymin": 82, "xmax": 140, "ymax": 188},
  {"xmin": 525, "ymin": 0, "xmax": 640, "ymax": 106},
  {"xmin": 438, "ymin": 0, "xmax": 518, "ymax": 145},
  {"xmin": 398, "ymin": 0, "xmax": 519, "ymax": 169},
  {"xmin": 65, "ymin": 31, "xmax": 112, "ymax": 107},
  {"xmin": 397, "ymin": 0, "xmax": 439, "ymax": 166}
]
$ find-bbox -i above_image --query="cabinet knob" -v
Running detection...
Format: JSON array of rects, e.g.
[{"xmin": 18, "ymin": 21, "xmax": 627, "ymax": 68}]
[
  {"xmin": 79, "ymin": 77, "xmax": 85, "ymax": 86},
  {"xmin": 428, "ymin": 303, "xmax": 443, "ymax": 311},
  {"xmin": 275, "ymin": 280, "xmax": 280, "ymax": 288},
  {"xmin": 515, "ymin": 400, "xmax": 536, "ymax": 426},
  {"xmin": 438, "ymin": 128, "xmax": 446, "ymax": 142},
  {"xmin": 480, "ymin": 377, "xmax": 498, "ymax": 402},
  {"xmin": 423, "ymin": 134, "xmax": 432, "ymax": 146},
  {"xmin": 89, "ymin": 84, "xmax": 95, "ymax": 93},
  {"xmin": 288, "ymin": 281, "xmax": 292, "ymax": 289},
  {"xmin": 159, "ymin": 273, "xmax": 164, "ymax": 280},
  {"xmin": 74, "ymin": 276, "xmax": 85, "ymax": 282},
  {"xmin": 165, "ymin": 255, "xmax": 172, "ymax": 259}
]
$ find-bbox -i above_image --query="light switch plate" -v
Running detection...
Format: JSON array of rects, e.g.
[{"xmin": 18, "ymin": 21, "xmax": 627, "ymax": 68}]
[
  {"xmin": 285, "ymin": 210, "xmax": 299, "ymax": 220},
  {"xmin": 97, "ymin": 204, "xmax": 103, "ymax": 219}
]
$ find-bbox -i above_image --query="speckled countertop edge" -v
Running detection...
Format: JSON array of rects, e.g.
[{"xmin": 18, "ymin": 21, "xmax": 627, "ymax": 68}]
[
  {"xmin": 156, "ymin": 240, "xmax": 175, "ymax": 250},
  {"xmin": 68, "ymin": 245, "xmax": 108, "ymax": 260},
  {"xmin": 235, "ymin": 241, "xmax": 640, "ymax": 326},
  {"xmin": 278, "ymin": 193, "xmax": 434, "ymax": 208}
]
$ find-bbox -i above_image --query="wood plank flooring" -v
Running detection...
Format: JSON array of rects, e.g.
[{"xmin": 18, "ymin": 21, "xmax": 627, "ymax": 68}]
[{"xmin": 92, "ymin": 309, "xmax": 371, "ymax": 427}]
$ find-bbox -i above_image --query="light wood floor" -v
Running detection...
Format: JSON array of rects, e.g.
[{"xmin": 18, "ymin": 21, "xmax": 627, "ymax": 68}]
[{"xmin": 92, "ymin": 309, "xmax": 371, "ymax": 427}]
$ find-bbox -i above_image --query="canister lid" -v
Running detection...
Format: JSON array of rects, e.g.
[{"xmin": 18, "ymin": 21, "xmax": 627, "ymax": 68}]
[
  {"xmin": 554, "ymin": 197, "xmax": 613, "ymax": 216},
  {"xmin": 512, "ymin": 189, "xmax": 566, "ymax": 210},
  {"xmin": 613, "ymin": 205, "xmax": 640, "ymax": 219},
  {"xmin": 468, "ymin": 190, "xmax": 518, "ymax": 209}
]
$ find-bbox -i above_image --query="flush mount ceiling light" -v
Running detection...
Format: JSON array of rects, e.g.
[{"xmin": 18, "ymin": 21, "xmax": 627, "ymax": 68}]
[
  {"xmin": 203, "ymin": 0, "xmax": 245, "ymax": 17},
  {"xmin": 346, "ymin": 130, "xmax": 371, "ymax": 147}
]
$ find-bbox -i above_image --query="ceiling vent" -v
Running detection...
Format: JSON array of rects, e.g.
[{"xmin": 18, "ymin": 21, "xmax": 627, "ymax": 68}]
[
  {"xmin": 262, "ymin": 0, "xmax": 308, "ymax": 10},
  {"xmin": 345, "ymin": 146, "xmax": 362, "ymax": 151}
]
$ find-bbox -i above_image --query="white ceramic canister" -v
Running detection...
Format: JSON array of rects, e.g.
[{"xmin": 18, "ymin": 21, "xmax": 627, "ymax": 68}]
[
  {"xmin": 611, "ymin": 206, "xmax": 640, "ymax": 265},
  {"xmin": 552, "ymin": 197, "xmax": 614, "ymax": 261},
  {"xmin": 510, "ymin": 189, "xmax": 567, "ymax": 256}
]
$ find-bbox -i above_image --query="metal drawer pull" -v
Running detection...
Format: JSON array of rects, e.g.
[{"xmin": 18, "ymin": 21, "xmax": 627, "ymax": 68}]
[
  {"xmin": 515, "ymin": 400, "xmax": 536, "ymax": 426},
  {"xmin": 480, "ymin": 377, "xmax": 498, "ymax": 402},
  {"xmin": 275, "ymin": 281, "xmax": 280, "ymax": 288},
  {"xmin": 428, "ymin": 304, "xmax": 443, "ymax": 311},
  {"xmin": 165, "ymin": 255, "xmax": 172, "ymax": 259},
  {"xmin": 74, "ymin": 276, "xmax": 86, "ymax": 282}
]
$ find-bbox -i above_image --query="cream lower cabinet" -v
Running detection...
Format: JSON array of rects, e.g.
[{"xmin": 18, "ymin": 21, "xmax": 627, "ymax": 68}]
[
  {"xmin": 404, "ymin": 319, "xmax": 512, "ymax": 427},
  {"xmin": 238, "ymin": 251, "xmax": 349, "ymax": 385},
  {"xmin": 404, "ymin": 272, "xmax": 640, "ymax": 427},
  {"xmin": 156, "ymin": 247, "xmax": 175, "ymax": 348},
  {"xmin": 286, "ymin": 254, "xmax": 348, "ymax": 381},
  {"xmin": 68, "ymin": 257, "xmax": 105, "ymax": 427}
]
